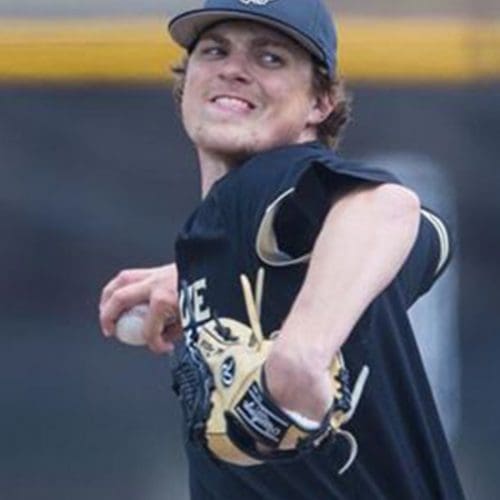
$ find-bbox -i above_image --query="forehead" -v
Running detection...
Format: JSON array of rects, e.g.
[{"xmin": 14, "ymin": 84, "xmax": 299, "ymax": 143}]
[{"xmin": 199, "ymin": 20, "xmax": 309, "ymax": 54}]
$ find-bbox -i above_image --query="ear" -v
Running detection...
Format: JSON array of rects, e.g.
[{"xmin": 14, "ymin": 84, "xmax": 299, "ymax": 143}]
[{"xmin": 307, "ymin": 91, "xmax": 335, "ymax": 127}]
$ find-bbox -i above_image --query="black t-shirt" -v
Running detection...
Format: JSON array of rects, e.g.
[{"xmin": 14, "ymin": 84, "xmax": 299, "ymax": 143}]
[{"xmin": 174, "ymin": 141, "xmax": 464, "ymax": 500}]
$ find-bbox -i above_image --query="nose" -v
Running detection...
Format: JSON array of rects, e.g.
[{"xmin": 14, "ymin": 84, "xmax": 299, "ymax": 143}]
[{"xmin": 218, "ymin": 51, "xmax": 252, "ymax": 84}]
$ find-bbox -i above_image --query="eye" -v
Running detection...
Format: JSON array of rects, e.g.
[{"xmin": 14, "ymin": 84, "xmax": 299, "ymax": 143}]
[
  {"xmin": 199, "ymin": 44, "xmax": 227, "ymax": 59},
  {"xmin": 258, "ymin": 51, "xmax": 286, "ymax": 68}
]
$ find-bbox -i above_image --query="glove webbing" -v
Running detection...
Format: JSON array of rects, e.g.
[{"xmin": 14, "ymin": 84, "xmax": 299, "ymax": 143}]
[{"xmin": 172, "ymin": 347, "xmax": 214, "ymax": 441}]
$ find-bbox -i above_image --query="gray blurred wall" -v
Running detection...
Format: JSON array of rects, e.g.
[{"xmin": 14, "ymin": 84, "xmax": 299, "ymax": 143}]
[{"xmin": 1, "ymin": 82, "xmax": 499, "ymax": 500}]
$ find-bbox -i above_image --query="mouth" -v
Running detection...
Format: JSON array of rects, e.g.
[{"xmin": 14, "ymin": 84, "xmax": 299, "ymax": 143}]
[{"xmin": 210, "ymin": 95, "xmax": 256, "ymax": 113}]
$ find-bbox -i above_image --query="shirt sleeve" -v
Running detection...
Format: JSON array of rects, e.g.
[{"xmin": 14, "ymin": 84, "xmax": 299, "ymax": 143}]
[
  {"xmin": 398, "ymin": 207, "xmax": 453, "ymax": 307},
  {"xmin": 255, "ymin": 158, "xmax": 398, "ymax": 266}
]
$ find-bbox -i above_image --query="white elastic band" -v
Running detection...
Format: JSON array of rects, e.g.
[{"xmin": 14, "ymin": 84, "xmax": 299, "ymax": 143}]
[{"xmin": 282, "ymin": 409, "xmax": 322, "ymax": 431}]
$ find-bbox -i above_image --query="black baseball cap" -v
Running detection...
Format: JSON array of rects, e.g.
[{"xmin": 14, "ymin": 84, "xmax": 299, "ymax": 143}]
[{"xmin": 168, "ymin": 0, "xmax": 338, "ymax": 76}]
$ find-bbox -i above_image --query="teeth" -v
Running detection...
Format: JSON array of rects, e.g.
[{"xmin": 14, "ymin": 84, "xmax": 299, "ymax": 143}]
[{"xmin": 214, "ymin": 96, "xmax": 252, "ymax": 111}]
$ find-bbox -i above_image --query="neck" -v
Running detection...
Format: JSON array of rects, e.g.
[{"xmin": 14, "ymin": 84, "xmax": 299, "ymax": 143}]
[
  {"xmin": 197, "ymin": 148, "xmax": 251, "ymax": 198},
  {"xmin": 196, "ymin": 131, "xmax": 320, "ymax": 198}
]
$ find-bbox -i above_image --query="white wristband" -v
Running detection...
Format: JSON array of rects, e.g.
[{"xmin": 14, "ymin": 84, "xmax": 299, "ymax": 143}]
[{"xmin": 282, "ymin": 409, "xmax": 321, "ymax": 430}]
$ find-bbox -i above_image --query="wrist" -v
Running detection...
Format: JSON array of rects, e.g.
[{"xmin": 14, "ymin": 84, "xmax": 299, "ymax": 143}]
[
  {"xmin": 271, "ymin": 326, "xmax": 333, "ymax": 374},
  {"xmin": 265, "ymin": 348, "xmax": 332, "ymax": 422}
]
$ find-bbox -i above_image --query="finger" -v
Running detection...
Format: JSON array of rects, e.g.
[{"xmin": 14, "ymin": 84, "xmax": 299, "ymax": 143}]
[
  {"xmin": 161, "ymin": 321, "xmax": 184, "ymax": 352},
  {"xmin": 143, "ymin": 294, "xmax": 180, "ymax": 354},
  {"xmin": 143, "ymin": 300, "xmax": 177, "ymax": 353},
  {"xmin": 100, "ymin": 268, "xmax": 158, "ymax": 308},
  {"xmin": 99, "ymin": 280, "xmax": 152, "ymax": 337}
]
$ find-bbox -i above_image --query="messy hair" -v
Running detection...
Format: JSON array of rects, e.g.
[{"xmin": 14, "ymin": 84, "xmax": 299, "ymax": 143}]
[{"xmin": 171, "ymin": 57, "xmax": 352, "ymax": 149}]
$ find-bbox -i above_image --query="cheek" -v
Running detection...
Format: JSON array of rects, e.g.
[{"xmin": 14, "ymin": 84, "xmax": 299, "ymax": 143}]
[
  {"xmin": 266, "ymin": 74, "xmax": 313, "ymax": 113},
  {"xmin": 181, "ymin": 65, "xmax": 206, "ymax": 107},
  {"xmin": 267, "ymin": 87, "xmax": 313, "ymax": 129},
  {"xmin": 181, "ymin": 77, "xmax": 202, "ymax": 130}
]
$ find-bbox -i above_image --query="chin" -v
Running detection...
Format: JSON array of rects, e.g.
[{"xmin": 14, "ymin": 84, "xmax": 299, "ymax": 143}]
[
  {"xmin": 188, "ymin": 119, "xmax": 306, "ymax": 162},
  {"xmin": 195, "ymin": 128, "xmax": 261, "ymax": 157}
]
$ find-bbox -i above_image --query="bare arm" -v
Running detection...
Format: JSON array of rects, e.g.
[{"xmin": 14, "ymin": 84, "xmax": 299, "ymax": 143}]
[{"xmin": 265, "ymin": 183, "xmax": 421, "ymax": 421}]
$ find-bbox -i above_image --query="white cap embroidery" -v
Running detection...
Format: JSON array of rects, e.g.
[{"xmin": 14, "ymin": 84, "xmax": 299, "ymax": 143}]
[{"xmin": 239, "ymin": 0, "xmax": 276, "ymax": 6}]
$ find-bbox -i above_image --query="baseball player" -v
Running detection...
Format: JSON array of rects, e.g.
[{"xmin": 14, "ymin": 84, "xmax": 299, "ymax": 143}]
[{"xmin": 99, "ymin": 1, "xmax": 465, "ymax": 498}]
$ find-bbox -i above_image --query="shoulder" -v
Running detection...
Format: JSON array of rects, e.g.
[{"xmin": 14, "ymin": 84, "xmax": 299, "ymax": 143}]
[
  {"xmin": 206, "ymin": 142, "xmax": 329, "ymax": 215},
  {"xmin": 235, "ymin": 141, "xmax": 327, "ymax": 188},
  {"xmin": 251, "ymin": 146, "xmax": 403, "ymax": 266},
  {"xmin": 223, "ymin": 141, "xmax": 400, "ymax": 199}
]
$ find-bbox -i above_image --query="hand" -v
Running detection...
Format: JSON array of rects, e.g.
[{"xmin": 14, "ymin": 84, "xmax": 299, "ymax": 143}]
[
  {"xmin": 99, "ymin": 263, "xmax": 182, "ymax": 354},
  {"xmin": 264, "ymin": 345, "xmax": 333, "ymax": 423}
]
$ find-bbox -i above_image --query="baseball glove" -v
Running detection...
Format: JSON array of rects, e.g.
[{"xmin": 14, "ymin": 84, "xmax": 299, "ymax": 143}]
[{"xmin": 172, "ymin": 270, "xmax": 368, "ymax": 474}]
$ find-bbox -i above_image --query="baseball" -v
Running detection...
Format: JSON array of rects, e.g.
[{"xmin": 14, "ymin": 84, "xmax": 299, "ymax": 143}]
[{"xmin": 115, "ymin": 303, "xmax": 149, "ymax": 346}]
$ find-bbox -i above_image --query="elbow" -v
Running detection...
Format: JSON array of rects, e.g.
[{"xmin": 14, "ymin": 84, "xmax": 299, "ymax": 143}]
[
  {"xmin": 341, "ymin": 182, "xmax": 421, "ymax": 243},
  {"xmin": 371, "ymin": 183, "xmax": 421, "ymax": 226},
  {"xmin": 332, "ymin": 182, "xmax": 421, "ymax": 236}
]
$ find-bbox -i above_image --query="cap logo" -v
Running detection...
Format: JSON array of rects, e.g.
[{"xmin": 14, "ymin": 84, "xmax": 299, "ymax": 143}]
[{"xmin": 239, "ymin": 0, "xmax": 277, "ymax": 5}]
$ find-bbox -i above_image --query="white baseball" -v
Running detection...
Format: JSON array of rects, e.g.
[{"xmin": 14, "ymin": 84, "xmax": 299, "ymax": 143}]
[{"xmin": 115, "ymin": 303, "xmax": 149, "ymax": 346}]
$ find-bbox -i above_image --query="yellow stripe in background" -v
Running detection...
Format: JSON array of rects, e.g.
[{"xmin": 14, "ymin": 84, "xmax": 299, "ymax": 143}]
[
  {"xmin": 0, "ymin": 17, "xmax": 499, "ymax": 84},
  {"xmin": 0, "ymin": 18, "xmax": 182, "ymax": 83},
  {"xmin": 339, "ymin": 18, "xmax": 500, "ymax": 83}
]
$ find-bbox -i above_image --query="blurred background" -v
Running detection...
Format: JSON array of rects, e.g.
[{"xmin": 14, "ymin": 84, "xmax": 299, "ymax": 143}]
[{"xmin": 0, "ymin": 1, "xmax": 499, "ymax": 499}]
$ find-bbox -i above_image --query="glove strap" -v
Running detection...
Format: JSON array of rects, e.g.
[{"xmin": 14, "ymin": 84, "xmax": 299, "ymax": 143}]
[
  {"xmin": 227, "ymin": 371, "xmax": 333, "ymax": 461},
  {"xmin": 232, "ymin": 379, "xmax": 293, "ymax": 449}
]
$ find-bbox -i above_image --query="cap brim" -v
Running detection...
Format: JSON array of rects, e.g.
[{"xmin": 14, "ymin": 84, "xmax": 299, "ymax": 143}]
[{"xmin": 168, "ymin": 9, "xmax": 324, "ymax": 63}]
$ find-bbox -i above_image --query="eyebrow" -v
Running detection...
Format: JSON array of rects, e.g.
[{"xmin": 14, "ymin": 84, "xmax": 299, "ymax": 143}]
[
  {"xmin": 252, "ymin": 37, "xmax": 291, "ymax": 50},
  {"xmin": 199, "ymin": 32, "xmax": 293, "ymax": 51},
  {"xmin": 198, "ymin": 33, "xmax": 228, "ymax": 45}
]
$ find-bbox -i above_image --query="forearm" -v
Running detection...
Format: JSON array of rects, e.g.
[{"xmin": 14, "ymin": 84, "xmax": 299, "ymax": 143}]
[{"xmin": 266, "ymin": 183, "xmax": 421, "ymax": 418}]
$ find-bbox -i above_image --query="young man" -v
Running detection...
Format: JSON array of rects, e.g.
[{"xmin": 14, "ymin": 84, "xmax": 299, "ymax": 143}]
[{"xmin": 100, "ymin": 1, "xmax": 464, "ymax": 498}]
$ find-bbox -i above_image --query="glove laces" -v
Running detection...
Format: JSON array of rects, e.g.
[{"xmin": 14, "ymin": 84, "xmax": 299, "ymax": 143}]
[{"xmin": 336, "ymin": 364, "xmax": 369, "ymax": 474}]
